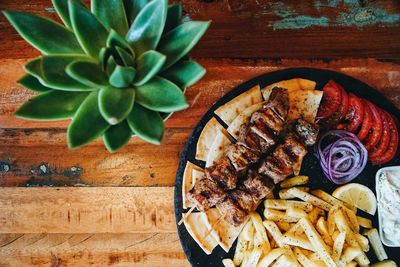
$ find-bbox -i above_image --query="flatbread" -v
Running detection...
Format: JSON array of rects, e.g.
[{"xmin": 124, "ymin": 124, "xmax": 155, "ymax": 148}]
[
  {"xmin": 288, "ymin": 89, "xmax": 323, "ymax": 123},
  {"xmin": 182, "ymin": 161, "xmax": 204, "ymax": 209},
  {"xmin": 227, "ymin": 102, "xmax": 263, "ymax": 139},
  {"xmin": 204, "ymin": 208, "xmax": 248, "ymax": 252},
  {"xmin": 183, "ymin": 211, "xmax": 218, "ymax": 255},
  {"xmin": 196, "ymin": 118, "xmax": 224, "ymax": 161},
  {"xmin": 215, "ymin": 85, "xmax": 263, "ymax": 126},
  {"xmin": 261, "ymin": 78, "xmax": 316, "ymax": 100},
  {"xmin": 205, "ymin": 127, "xmax": 233, "ymax": 167}
]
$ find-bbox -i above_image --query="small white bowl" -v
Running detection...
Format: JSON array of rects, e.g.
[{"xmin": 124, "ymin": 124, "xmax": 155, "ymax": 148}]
[{"xmin": 376, "ymin": 166, "xmax": 400, "ymax": 247}]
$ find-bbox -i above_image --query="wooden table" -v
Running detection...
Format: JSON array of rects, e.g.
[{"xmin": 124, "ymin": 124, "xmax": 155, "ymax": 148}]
[{"xmin": 0, "ymin": 1, "xmax": 399, "ymax": 266}]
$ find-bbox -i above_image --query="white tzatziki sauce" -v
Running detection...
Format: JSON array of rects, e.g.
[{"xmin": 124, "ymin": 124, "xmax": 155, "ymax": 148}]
[{"xmin": 377, "ymin": 170, "xmax": 400, "ymax": 244}]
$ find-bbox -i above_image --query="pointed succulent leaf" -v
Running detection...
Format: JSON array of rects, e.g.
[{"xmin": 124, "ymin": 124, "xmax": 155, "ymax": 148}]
[
  {"xmin": 98, "ymin": 87, "xmax": 135, "ymax": 125},
  {"xmin": 160, "ymin": 111, "xmax": 173, "ymax": 121},
  {"xmin": 116, "ymin": 47, "xmax": 135, "ymax": 66},
  {"xmin": 160, "ymin": 60, "xmax": 205, "ymax": 89},
  {"xmin": 106, "ymin": 29, "xmax": 134, "ymax": 55},
  {"xmin": 126, "ymin": 0, "xmax": 168, "ymax": 56},
  {"xmin": 69, "ymin": 0, "xmax": 109, "ymax": 57},
  {"xmin": 66, "ymin": 60, "xmax": 109, "ymax": 87},
  {"xmin": 163, "ymin": 3, "xmax": 182, "ymax": 34},
  {"xmin": 123, "ymin": 0, "xmax": 148, "ymax": 25},
  {"xmin": 99, "ymin": 47, "xmax": 111, "ymax": 71},
  {"xmin": 134, "ymin": 50, "xmax": 166, "ymax": 86},
  {"xmin": 15, "ymin": 90, "xmax": 89, "ymax": 120},
  {"xmin": 158, "ymin": 21, "xmax": 210, "ymax": 70},
  {"xmin": 67, "ymin": 91, "xmax": 110, "ymax": 148},
  {"xmin": 92, "ymin": 0, "xmax": 129, "ymax": 36},
  {"xmin": 103, "ymin": 120, "xmax": 133, "ymax": 152},
  {"xmin": 135, "ymin": 76, "xmax": 188, "ymax": 112},
  {"xmin": 106, "ymin": 55, "xmax": 117, "ymax": 77},
  {"xmin": 18, "ymin": 74, "xmax": 52, "ymax": 93},
  {"xmin": 26, "ymin": 55, "xmax": 93, "ymax": 91},
  {"xmin": 109, "ymin": 65, "xmax": 136, "ymax": 88},
  {"xmin": 52, "ymin": 0, "xmax": 85, "ymax": 29},
  {"xmin": 127, "ymin": 104, "xmax": 164, "ymax": 145},
  {"xmin": 3, "ymin": 11, "xmax": 83, "ymax": 55}
]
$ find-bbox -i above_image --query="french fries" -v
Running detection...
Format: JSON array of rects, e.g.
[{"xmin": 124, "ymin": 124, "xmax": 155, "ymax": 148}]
[
  {"xmin": 280, "ymin": 176, "xmax": 309, "ymax": 188},
  {"xmin": 223, "ymin": 182, "xmax": 385, "ymax": 267}
]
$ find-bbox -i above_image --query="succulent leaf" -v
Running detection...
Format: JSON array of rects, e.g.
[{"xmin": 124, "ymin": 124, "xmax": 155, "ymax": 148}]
[
  {"xmin": 158, "ymin": 21, "xmax": 210, "ymax": 70},
  {"xmin": 15, "ymin": 90, "xmax": 89, "ymax": 120},
  {"xmin": 160, "ymin": 60, "xmax": 205, "ymax": 89},
  {"xmin": 92, "ymin": 0, "xmax": 129, "ymax": 36},
  {"xmin": 106, "ymin": 55, "xmax": 117, "ymax": 76},
  {"xmin": 3, "ymin": 11, "xmax": 83, "ymax": 55},
  {"xmin": 52, "ymin": 0, "xmax": 85, "ymax": 29},
  {"xmin": 126, "ymin": 0, "xmax": 168, "ymax": 56},
  {"xmin": 134, "ymin": 50, "xmax": 166, "ymax": 86},
  {"xmin": 163, "ymin": 3, "xmax": 182, "ymax": 34},
  {"xmin": 27, "ymin": 56, "xmax": 93, "ymax": 91},
  {"xmin": 98, "ymin": 86, "xmax": 135, "ymax": 125},
  {"xmin": 123, "ymin": 0, "xmax": 148, "ymax": 25},
  {"xmin": 106, "ymin": 29, "xmax": 134, "ymax": 55},
  {"xmin": 127, "ymin": 104, "xmax": 164, "ymax": 145},
  {"xmin": 67, "ymin": 91, "xmax": 110, "ymax": 148},
  {"xmin": 69, "ymin": 0, "xmax": 109, "ymax": 57},
  {"xmin": 66, "ymin": 60, "xmax": 109, "ymax": 87},
  {"xmin": 135, "ymin": 76, "xmax": 188, "ymax": 112},
  {"xmin": 109, "ymin": 65, "xmax": 136, "ymax": 88},
  {"xmin": 103, "ymin": 120, "xmax": 133, "ymax": 152},
  {"xmin": 116, "ymin": 47, "xmax": 135, "ymax": 66},
  {"xmin": 18, "ymin": 74, "xmax": 52, "ymax": 93},
  {"xmin": 99, "ymin": 47, "xmax": 111, "ymax": 70}
]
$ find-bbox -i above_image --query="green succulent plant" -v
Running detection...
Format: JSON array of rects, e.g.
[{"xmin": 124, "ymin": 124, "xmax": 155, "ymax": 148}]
[{"xmin": 4, "ymin": 0, "xmax": 209, "ymax": 152}]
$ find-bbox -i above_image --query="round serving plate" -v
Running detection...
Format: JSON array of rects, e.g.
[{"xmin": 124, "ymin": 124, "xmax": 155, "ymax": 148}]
[{"xmin": 174, "ymin": 68, "xmax": 400, "ymax": 266}]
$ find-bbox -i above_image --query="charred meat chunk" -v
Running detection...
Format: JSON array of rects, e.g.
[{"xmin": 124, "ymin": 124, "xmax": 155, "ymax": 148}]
[
  {"xmin": 205, "ymin": 156, "xmax": 237, "ymax": 190},
  {"xmin": 216, "ymin": 197, "xmax": 248, "ymax": 226},
  {"xmin": 259, "ymin": 156, "xmax": 293, "ymax": 184},
  {"xmin": 282, "ymin": 134, "xmax": 308, "ymax": 164},
  {"xmin": 263, "ymin": 87, "xmax": 289, "ymax": 120},
  {"xmin": 251, "ymin": 109, "xmax": 284, "ymax": 135},
  {"xmin": 293, "ymin": 119, "xmax": 319, "ymax": 146},
  {"xmin": 237, "ymin": 124, "xmax": 271, "ymax": 155},
  {"xmin": 186, "ymin": 177, "xmax": 225, "ymax": 211},
  {"xmin": 229, "ymin": 189, "xmax": 257, "ymax": 212},
  {"xmin": 226, "ymin": 144, "xmax": 258, "ymax": 175},
  {"xmin": 242, "ymin": 170, "xmax": 275, "ymax": 200}
]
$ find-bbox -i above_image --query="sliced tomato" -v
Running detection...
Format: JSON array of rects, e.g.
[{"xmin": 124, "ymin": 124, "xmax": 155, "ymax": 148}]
[
  {"xmin": 357, "ymin": 99, "xmax": 372, "ymax": 141},
  {"xmin": 336, "ymin": 83, "xmax": 349, "ymax": 121},
  {"xmin": 337, "ymin": 93, "xmax": 364, "ymax": 132},
  {"xmin": 317, "ymin": 80, "xmax": 341, "ymax": 119},
  {"xmin": 368, "ymin": 109, "xmax": 390, "ymax": 159},
  {"xmin": 371, "ymin": 114, "xmax": 399, "ymax": 165},
  {"xmin": 363, "ymin": 101, "xmax": 383, "ymax": 151}
]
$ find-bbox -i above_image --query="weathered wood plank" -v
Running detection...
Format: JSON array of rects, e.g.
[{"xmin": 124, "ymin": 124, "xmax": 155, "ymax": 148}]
[
  {"xmin": 0, "ymin": 128, "xmax": 189, "ymax": 187},
  {"xmin": 0, "ymin": 233, "xmax": 189, "ymax": 267},
  {"xmin": 0, "ymin": 0, "xmax": 400, "ymax": 59},
  {"xmin": 0, "ymin": 187, "xmax": 176, "ymax": 233},
  {"xmin": 1, "ymin": 58, "xmax": 400, "ymax": 129}
]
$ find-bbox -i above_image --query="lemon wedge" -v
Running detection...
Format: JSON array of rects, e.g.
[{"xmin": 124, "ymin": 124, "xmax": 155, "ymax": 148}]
[{"xmin": 332, "ymin": 183, "xmax": 377, "ymax": 215}]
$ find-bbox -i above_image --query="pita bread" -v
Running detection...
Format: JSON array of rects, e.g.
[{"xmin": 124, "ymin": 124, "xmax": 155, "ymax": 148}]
[
  {"xmin": 205, "ymin": 128, "xmax": 233, "ymax": 167},
  {"xmin": 288, "ymin": 89, "xmax": 323, "ymax": 123},
  {"xmin": 183, "ymin": 211, "xmax": 218, "ymax": 255},
  {"xmin": 261, "ymin": 78, "xmax": 316, "ymax": 100},
  {"xmin": 227, "ymin": 102, "xmax": 263, "ymax": 139},
  {"xmin": 182, "ymin": 161, "xmax": 204, "ymax": 209},
  {"xmin": 204, "ymin": 208, "xmax": 248, "ymax": 252},
  {"xmin": 215, "ymin": 85, "xmax": 263, "ymax": 126},
  {"xmin": 196, "ymin": 118, "xmax": 224, "ymax": 161}
]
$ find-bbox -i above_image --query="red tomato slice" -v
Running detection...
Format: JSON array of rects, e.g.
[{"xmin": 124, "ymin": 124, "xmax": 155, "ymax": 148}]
[
  {"xmin": 363, "ymin": 101, "xmax": 383, "ymax": 151},
  {"xmin": 337, "ymin": 93, "xmax": 364, "ymax": 132},
  {"xmin": 357, "ymin": 99, "xmax": 372, "ymax": 141},
  {"xmin": 371, "ymin": 114, "xmax": 399, "ymax": 165},
  {"xmin": 369, "ymin": 109, "xmax": 390, "ymax": 159},
  {"xmin": 336, "ymin": 83, "xmax": 349, "ymax": 121},
  {"xmin": 317, "ymin": 80, "xmax": 341, "ymax": 119}
]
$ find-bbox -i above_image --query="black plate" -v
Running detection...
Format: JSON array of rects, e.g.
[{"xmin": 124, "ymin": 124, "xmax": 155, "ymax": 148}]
[{"xmin": 174, "ymin": 68, "xmax": 400, "ymax": 266}]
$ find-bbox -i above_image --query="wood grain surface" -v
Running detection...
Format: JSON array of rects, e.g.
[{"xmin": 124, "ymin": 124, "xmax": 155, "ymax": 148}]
[{"xmin": 1, "ymin": 0, "xmax": 400, "ymax": 266}]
